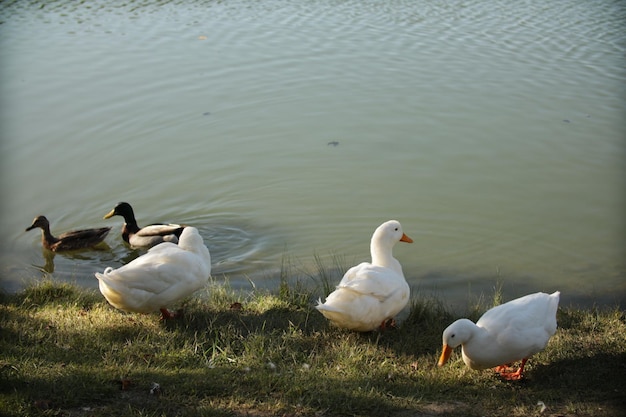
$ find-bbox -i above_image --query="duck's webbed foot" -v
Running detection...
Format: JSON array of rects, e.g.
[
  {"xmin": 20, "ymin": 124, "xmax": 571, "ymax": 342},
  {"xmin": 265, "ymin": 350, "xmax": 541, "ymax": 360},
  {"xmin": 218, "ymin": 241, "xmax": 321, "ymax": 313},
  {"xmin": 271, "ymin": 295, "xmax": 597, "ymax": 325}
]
[
  {"xmin": 494, "ymin": 363, "xmax": 515, "ymax": 374},
  {"xmin": 495, "ymin": 358, "xmax": 528, "ymax": 381}
]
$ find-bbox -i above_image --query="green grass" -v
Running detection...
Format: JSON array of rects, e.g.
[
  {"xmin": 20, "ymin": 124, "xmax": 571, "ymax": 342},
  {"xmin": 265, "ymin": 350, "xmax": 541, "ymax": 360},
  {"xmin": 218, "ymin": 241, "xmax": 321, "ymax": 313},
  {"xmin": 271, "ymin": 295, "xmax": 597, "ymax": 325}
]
[{"xmin": 1, "ymin": 278, "xmax": 625, "ymax": 417}]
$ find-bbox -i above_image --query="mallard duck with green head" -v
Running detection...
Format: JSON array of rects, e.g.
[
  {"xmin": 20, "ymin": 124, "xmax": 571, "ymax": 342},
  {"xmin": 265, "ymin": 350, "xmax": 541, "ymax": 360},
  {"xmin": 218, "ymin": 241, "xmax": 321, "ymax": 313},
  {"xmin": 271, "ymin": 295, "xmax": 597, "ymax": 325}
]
[{"xmin": 104, "ymin": 202, "xmax": 185, "ymax": 248}]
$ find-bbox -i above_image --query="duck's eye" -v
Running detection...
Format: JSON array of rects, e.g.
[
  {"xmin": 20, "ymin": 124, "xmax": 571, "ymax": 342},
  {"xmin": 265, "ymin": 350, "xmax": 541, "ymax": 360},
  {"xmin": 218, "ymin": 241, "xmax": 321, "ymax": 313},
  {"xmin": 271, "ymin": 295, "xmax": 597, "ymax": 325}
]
[
  {"xmin": 450, "ymin": 334, "xmax": 456, "ymax": 339},
  {"xmin": 394, "ymin": 227, "xmax": 398, "ymax": 231}
]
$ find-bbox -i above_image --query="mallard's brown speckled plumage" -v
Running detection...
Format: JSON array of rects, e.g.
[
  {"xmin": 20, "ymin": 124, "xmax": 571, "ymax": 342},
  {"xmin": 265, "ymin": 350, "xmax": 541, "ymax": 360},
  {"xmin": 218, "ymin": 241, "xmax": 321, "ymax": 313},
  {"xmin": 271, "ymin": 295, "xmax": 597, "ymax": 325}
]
[{"xmin": 26, "ymin": 215, "xmax": 111, "ymax": 252}]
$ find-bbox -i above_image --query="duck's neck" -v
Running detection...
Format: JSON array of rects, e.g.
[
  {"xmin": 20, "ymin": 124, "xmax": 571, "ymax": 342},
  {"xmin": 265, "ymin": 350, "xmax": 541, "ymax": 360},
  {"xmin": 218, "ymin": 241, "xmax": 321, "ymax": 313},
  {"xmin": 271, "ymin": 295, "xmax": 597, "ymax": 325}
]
[
  {"xmin": 121, "ymin": 215, "xmax": 141, "ymax": 242},
  {"xmin": 371, "ymin": 242, "xmax": 402, "ymax": 274},
  {"xmin": 40, "ymin": 225, "xmax": 59, "ymax": 245},
  {"xmin": 123, "ymin": 220, "xmax": 140, "ymax": 234},
  {"xmin": 459, "ymin": 323, "xmax": 493, "ymax": 367}
]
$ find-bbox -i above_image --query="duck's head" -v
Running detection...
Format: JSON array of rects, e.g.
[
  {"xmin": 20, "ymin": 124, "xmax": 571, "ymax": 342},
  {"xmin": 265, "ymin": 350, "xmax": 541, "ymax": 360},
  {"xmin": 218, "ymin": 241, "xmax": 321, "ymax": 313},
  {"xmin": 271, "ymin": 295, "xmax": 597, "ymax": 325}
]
[
  {"xmin": 26, "ymin": 215, "xmax": 50, "ymax": 232},
  {"xmin": 373, "ymin": 220, "xmax": 413, "ymax": 247},
  {"xmin": 438, "ymin": 319, "xmax": 474, "ymax": 367},
  {"xmin": 104, "ymin": 202, "xmax": 136, "ymax": 222}
]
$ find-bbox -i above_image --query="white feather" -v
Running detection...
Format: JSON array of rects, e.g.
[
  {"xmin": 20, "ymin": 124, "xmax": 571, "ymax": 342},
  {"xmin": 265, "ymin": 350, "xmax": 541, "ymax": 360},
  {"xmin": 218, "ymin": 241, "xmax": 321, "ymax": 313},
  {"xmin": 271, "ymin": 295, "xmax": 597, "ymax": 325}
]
[{"xmin": 95, "ymin": 227, "xmax": 211, "ymax": 314}]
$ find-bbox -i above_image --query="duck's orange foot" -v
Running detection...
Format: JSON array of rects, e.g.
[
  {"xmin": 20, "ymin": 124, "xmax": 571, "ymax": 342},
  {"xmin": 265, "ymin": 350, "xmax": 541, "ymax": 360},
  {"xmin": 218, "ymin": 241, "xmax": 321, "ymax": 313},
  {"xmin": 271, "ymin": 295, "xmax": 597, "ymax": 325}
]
[
  {"xmin": 494, "ymin": 364, "xmax": 516, "ymax": 374},
  {"xmin": 499, "ymin": 369, "xmax": 524, "ymax": 380},
  {"xmin": 159, "ymin": 308, "xmax": 182, "ymax": 320},
  {"xmin": 495, "ymin": 358, "xmax": 528, "ymax": 381}
]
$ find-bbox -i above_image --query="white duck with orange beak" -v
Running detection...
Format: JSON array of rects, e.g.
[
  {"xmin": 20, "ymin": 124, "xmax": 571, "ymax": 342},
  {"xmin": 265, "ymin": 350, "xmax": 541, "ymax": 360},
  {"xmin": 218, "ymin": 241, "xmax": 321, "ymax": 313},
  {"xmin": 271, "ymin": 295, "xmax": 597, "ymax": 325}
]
[
  {"xmin": 438, "ymin": 291, "xmax": 560, "ymax": 380},
  {"xmin": 95, "ymin": 226, "xmax": 211, "ymax": 320},
  {"xmin": 316, "ymin": 220, "xmax": 413, "ymax": 332}
]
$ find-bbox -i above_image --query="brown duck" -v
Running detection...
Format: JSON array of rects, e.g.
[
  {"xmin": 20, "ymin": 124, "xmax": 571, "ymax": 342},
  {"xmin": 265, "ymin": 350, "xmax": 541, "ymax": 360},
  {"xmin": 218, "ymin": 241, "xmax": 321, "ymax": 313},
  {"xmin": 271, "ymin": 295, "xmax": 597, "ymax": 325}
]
[{"xmin": 26, "ymin": 215, "xmax": 111, "ymax": 252}]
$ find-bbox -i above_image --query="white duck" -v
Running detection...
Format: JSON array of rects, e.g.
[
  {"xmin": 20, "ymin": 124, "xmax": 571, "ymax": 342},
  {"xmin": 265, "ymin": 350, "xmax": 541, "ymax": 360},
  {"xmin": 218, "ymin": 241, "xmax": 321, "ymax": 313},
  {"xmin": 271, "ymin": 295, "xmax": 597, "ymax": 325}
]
[
  {"xmin": 95, "ymin": 226, "xmax": 211, "ymax": 320},
  {"xmin": 438, "ymin": 291, "xmax": 560, "ymax": 380},
  {"xmin": 316, "ymin": 220, "xmax": 413, "ymax": 332}
]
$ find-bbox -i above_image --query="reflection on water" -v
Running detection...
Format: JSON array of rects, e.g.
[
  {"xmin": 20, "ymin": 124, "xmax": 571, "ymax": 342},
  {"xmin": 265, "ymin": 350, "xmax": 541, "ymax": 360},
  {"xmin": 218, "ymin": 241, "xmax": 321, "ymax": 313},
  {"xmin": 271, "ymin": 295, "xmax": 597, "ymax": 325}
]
[
  {"xmin": 0, "ymin": 0, "xmax": 624, "ymax": 309},
  {"xmin": 32, "ymin": 250, "xmax": 56, "ymax": 274},
  {"xmin": 28, "ymin": 242, "xmax": 121, "ymax": 279}
]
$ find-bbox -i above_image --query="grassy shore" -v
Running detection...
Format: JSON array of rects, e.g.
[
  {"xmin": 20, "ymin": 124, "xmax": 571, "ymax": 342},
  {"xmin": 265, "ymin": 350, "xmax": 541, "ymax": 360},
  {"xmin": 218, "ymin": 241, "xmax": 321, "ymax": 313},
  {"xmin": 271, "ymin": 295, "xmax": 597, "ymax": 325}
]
[{"xmin": 0, "ymin": 278, "xmax": 624, "ymax": 417}]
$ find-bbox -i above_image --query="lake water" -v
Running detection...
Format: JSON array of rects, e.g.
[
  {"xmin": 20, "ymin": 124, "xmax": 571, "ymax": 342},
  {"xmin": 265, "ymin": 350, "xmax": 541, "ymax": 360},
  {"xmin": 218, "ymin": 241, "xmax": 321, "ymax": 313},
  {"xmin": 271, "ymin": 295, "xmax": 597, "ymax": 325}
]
[{"xmin": 1, "ymin": 0, "xmax": 624, "ymax": 311}]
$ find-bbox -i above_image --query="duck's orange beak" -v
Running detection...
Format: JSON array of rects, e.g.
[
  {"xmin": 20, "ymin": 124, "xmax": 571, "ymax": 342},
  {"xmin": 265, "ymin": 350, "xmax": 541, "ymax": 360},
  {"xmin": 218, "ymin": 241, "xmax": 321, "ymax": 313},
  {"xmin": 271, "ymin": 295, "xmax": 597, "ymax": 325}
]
[
  {"xmin": 400, "ymin": 233, "xmax": 413, "ymax": 243},
  {"xmin": 438, "ymin": 344, "xmax": 452, "ymax": 367}
]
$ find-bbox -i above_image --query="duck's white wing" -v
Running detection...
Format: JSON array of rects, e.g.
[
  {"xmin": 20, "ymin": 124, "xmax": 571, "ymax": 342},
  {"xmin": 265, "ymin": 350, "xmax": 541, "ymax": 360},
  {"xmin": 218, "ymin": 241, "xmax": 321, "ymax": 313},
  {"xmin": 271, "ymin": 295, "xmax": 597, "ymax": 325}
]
[
  {"xmin": 96, "ymin": 245, "xmax": 209, "ymax": 311},
  {"xmin": 478, "ymin": 293, "xmax": 556, "ymax": 330},
  {"xmin": 117, "ymin": 247, "xmax": 206, "ymax": 287},
  {"xmin": 337, "ymin": 263, "xmax": 405, "ymax": 302},
  {"xmin": 478, "ymin": 292, "xmax": 560, "ymax": 354}
]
